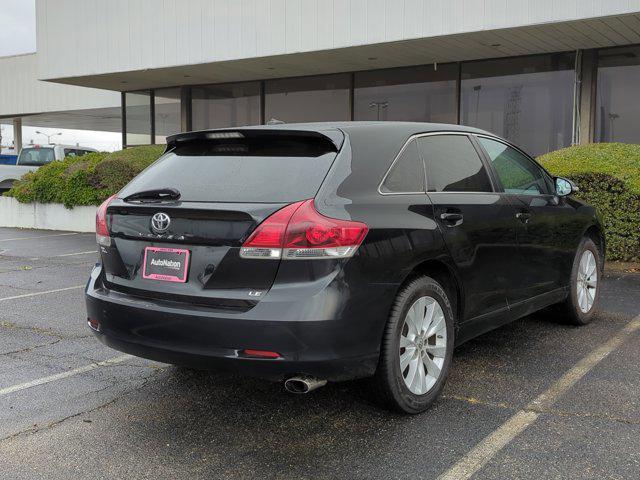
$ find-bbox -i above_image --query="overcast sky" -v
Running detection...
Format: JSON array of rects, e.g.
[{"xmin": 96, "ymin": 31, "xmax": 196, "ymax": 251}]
[
  {"xmin": 0, "ymin": 0, "xmax": 122, "ymax": 152},
  {"xmin": 0, "ymin": 0, "xmax": 36, "ymax": 57},
  {"xmin": 1, "ymin": 124, "xmax": 122, "ymax": 152}
]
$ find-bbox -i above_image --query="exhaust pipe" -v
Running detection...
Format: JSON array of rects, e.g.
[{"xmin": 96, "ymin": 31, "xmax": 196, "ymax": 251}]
[{"xmin": 284, "ymin": 376, "xmax": 327, "ymax": 394}]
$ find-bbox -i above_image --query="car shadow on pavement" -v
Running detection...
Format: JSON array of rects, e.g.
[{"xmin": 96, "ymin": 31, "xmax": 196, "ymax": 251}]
[{"xmin": 67, "ymin": 307, "xmax": 630, "ymax": 478}]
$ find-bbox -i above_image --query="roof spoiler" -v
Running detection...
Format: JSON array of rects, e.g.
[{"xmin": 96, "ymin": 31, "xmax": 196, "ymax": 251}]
[{"xmin": 165, "ymin": 129, "xmax": 344, "ymax": 154}]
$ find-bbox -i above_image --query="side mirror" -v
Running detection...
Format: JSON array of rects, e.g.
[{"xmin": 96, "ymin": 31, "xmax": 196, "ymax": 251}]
[{"xmin": 555, "ymin": 177, "xmax": 577, "ymax": 197}]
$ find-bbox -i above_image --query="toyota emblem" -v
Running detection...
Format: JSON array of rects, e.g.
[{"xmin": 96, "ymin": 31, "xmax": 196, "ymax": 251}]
[{"xmin": 151, "ymin": 212, "xmax": 171, "ymax": 234}]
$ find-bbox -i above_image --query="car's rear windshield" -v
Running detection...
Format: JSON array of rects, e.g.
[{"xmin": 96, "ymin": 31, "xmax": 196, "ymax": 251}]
[
  {"xmin": 17, "ymin": 147, "xmax": 55, "ymax": 166},
  {"xmin": 118, "ymin": 134, "xmax": 339, "ymax": 203}
]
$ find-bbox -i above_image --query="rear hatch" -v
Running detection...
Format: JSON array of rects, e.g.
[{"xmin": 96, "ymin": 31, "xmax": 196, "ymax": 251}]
[{"xmin": 101, "ymin": 129, "xmax": 343, "ymax": 310}]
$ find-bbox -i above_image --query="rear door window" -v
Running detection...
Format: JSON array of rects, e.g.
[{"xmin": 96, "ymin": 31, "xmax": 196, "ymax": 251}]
[
  {"xmin": 119, "ymin": 133, "xmax": 339, "ymax": 203},
  {"xmin": 418, "ymin": 135, "xmax": 493, "ymax": 192},
  {"xmin": 380, "ymin": 139, "xmax": 425, "ymax": 193}
]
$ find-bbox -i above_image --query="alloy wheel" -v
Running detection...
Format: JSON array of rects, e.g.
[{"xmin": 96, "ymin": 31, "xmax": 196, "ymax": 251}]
[
  {"xmin": 398, "ymin": 296, "xmax": 447, "ymax": 395},
  {"xmin": 577, "ymin": 250, "xmax": 598, "ymax": 313}
]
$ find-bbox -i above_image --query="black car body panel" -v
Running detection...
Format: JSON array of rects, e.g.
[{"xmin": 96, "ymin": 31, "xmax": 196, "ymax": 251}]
[
  {"xmin": 104, "ymin": 201, "xmax": 288, "ymax": 306},
  {"xmin": 86, "ymin": 122, "xmax": 603, "ymax": 381}
]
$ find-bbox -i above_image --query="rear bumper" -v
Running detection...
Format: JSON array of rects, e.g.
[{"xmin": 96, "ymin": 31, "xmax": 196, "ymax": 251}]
[{"xmin": 85, "ymin": 265, "xmax": 390, "ymax": 381}]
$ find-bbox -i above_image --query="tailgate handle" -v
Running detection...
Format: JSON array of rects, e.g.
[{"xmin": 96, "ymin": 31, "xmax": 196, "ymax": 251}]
[{"xmin": 440, "ymin": 212, "xmax": 463, "ymax": 226}]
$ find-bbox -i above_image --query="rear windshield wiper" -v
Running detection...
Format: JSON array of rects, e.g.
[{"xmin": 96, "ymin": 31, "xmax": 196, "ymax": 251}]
[{"xmin": 122, "ymin": 187, "xmax": 181, "ymax": 203}]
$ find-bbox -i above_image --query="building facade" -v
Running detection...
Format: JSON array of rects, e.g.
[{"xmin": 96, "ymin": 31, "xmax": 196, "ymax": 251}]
[{"xmin": 3, "ymin": 1, "xmax": 640, "ymax": 157}]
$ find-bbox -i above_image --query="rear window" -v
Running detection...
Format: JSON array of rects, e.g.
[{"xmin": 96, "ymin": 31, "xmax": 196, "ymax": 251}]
[
  {"xmin": 17, "ymin": 147, "xmax": 55, "ymax": 166},
  {"xmin": 119, "ymin": 134, "xmax": 339, "ymax": 203}
]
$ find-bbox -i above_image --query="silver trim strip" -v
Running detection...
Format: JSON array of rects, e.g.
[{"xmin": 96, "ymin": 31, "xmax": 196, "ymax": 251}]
[{"xmin": 426, "ymin": 191, "xmax": 500, "ymax": 195}]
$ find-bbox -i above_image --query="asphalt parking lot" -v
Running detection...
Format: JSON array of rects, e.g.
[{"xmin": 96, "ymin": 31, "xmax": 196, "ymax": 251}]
[{"xmin": 0, "ymin": 227, "xmax": 638, "ymax": 480}]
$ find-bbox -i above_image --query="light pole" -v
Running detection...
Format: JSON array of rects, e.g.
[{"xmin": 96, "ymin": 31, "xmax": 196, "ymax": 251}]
[
  {"xmin": 369, "ymin": 101, "xmax": 389, "ymax": 120},
  {"xmin": 35, "ymin": 131, "xmax": 62, "ymax": 144},
  {"xmin": 608, "ymin": 113, "xmax": 620, "ymax": 141},
  {"xmin": 473, "ymin": 85, "xmax": 482, "ymax": 125}
]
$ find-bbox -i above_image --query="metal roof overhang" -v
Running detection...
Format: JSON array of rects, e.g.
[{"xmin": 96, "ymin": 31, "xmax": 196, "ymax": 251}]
[{"xmin": 41, "ymin": 13, "xmax": 640, "ymax": 92}]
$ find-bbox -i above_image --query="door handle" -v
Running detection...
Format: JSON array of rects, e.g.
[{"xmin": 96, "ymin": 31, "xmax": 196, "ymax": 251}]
[
  {"xmin": 516, "ymin": 212, "xmax": 531, "ymax": 224},
  {"xmin": 440, "ymin": 212, "xmax": 463, "ymax": 226}
]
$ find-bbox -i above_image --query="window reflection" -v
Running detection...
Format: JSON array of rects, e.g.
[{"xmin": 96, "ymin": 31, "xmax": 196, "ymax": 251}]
[
  {"xmin": 354, "ymin": 64, "xmax": 457, "ymax": 123},
  {"xmin": 192, "ymin": 82, "xmax": 260, "ymax": 130},
  {"xmin": 596, "ymin": 46, "xmax": 640, "ymax": 143},
  {"xmin": 265, "ymin": 74, "xmax": 350, "ymax": 123},
  {"xmin": 154, "ymin": 88, "xmax": 181, "ymax": 144},
  {"xmin": 125, "ymin": 90, "xmax": 151, "ymax": 146},
  {"xmin": 461, "ymin": 54, "xmax": 575, "ymax": 157}
]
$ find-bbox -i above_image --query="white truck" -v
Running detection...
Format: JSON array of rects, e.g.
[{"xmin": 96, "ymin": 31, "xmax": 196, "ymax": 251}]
[{"xmin": 0, "ymin": 144, "xmax": 97, "ymax": 192}]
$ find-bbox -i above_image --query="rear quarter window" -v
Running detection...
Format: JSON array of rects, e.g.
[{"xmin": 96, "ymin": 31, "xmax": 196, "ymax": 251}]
[{"xmin": 380, "ymin": 139, "xmax": 425, "ymax": 193}]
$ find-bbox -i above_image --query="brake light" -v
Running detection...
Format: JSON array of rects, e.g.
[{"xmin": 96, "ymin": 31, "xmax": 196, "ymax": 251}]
[
  {"xmin": 240, "ymin": 199, "xmax": 368, "ymax": 260},
  {"xmin": 87, "ymin": 317, "xmax": 100, "ymax": 331},
  {"xmin": 96, "ymin": 194, "xmax": 117, "ymax": 247},
  {"xmin": 242, "ymin": 349, "xmax": 281, "ymax": 359}
]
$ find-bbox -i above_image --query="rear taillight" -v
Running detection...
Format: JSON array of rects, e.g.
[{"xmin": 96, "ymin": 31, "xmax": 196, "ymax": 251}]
[
  {"xmin": 87, "ymin": 317, "xmax": 100, "ymax": 331},
  {"xmin": 242, "ymin": 349, "xmax": 281, "ymax": 359},
  {"xmin": 240, "ymin": 199, "xmax": 368, "ymax": 260},
  {"xmin": 96, "ymin": 194, "xmax": 117, "ymax": 247}
]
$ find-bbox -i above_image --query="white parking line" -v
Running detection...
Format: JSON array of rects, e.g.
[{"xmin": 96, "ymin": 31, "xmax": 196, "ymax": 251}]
[
  {"xmin": 51, "ymin": 251, "xmax": 96, "ymax": 257},
  {"xmin": 438, "ymin": 314, "xmax": 640, "ymax": 480},
  {"xmin": 0, "ymin": 355, "xmax": 132, "ymax": 397},
  {"xmin": 0, "ymin": 232, "xmax": 80, "ymax": 242},
  {"xmin": 28, "ymin": 251, "xmax": 96, "ymax": 260},
  {"xmin": 0, "ymin": 285, "xmax": 84, "ymax": 302}
]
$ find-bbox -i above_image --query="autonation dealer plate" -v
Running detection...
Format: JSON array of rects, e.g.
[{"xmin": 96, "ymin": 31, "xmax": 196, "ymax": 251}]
[{"xmin": 142, "ymin": 246, "xmax": 190, "ymax": 283}]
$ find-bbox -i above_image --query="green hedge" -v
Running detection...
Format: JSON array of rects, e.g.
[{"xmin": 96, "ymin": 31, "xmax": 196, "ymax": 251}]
[
  {"xmin": 5, "ymin": 145, "xmax": 165, "ymax": 208},
  {"xmin": 538, "ymin": 143, "xmax": 640, "ymax": 262},
  {"xmin": 5, "ymin": 141, "xmax": 639, "ymax": 261}
]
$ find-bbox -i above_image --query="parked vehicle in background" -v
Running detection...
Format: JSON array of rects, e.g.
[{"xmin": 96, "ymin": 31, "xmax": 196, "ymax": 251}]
[
  {"xmin": 0, "ymin": 144, "xmax": 97, "ymax": 191},
  {"xmin": 85, "ymin": 122, "xmax": 604, "ymax": 413},
  {"xmin": 0, "ymin": 152, "xmax": 18, "ymax": 165}
]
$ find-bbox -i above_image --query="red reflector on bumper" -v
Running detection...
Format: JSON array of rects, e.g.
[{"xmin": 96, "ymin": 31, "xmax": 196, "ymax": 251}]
[
  {"xmin": 242, "ymin": 349, "xmax": 281, "ymax": 359},
  {"xmin": 88, "ymin": 317, "xmax": 100, "ymax": 331}
]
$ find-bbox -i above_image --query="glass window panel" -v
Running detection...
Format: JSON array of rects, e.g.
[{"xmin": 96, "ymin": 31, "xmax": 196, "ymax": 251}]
[
  {"xmin": 354, "ymin": 64, "xmax": 457, "ymax": 123},
  {"xmin": 17, "ymin": 147, "xmax": 55, "ymax": 166},
  {"xmin": 119, "ymin": 136, "xmax": 338, "ymax": 203},
  {"xmin": 265, "ymin": 74, "xmax": 350, "ymax": 123},
  {"xmin": 125, "ymin": 90, "xmax": 151, "ymax": 146},
  {"xmin": 596, "ymin": 46, "xmax": 640, "ymax": 143},
  {"xmin": 192, "ymin": 82, "xmax": 260, "ymax": 130},
  {"xmin": 479, "ymin": 137, "xmax": 549, "ymax": 195},
  {"xmin": 460, "ymin": 54, "xmax": 575, "ymax": 157},
  {"xmin": 418, "ymin": 135, "xmax": 492, "ymax": 192},
  {"xmin": 154, "ymin": 87, "xmax": 181, "ymax": 144},
  {"xmin": 381, "ymin": 140, "xmax": 425, "ymax": 193}
]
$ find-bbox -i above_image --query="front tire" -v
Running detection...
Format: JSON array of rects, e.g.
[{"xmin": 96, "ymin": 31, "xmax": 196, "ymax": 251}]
[
  {"xmin": 373, "ymin": 276, "xmax": 454, "ymax": 414},
  {"xmin": 559, "ymin": 237, "xmax": 602, "ymax": 325}
]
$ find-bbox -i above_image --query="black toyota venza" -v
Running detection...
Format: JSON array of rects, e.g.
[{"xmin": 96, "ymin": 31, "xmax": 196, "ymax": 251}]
[{"xmin": 86, "ymin": 122, "xmax": 604, "ymax": 413}]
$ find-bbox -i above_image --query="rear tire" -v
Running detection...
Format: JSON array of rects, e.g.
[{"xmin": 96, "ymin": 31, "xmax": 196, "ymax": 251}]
[
  {"xmin": 372, "ymin": 276, "xmax": 454, "ymax": 414},
  {"xmin": 557, "ymin": 237, "xmax": 602, "ymax": 325}
]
